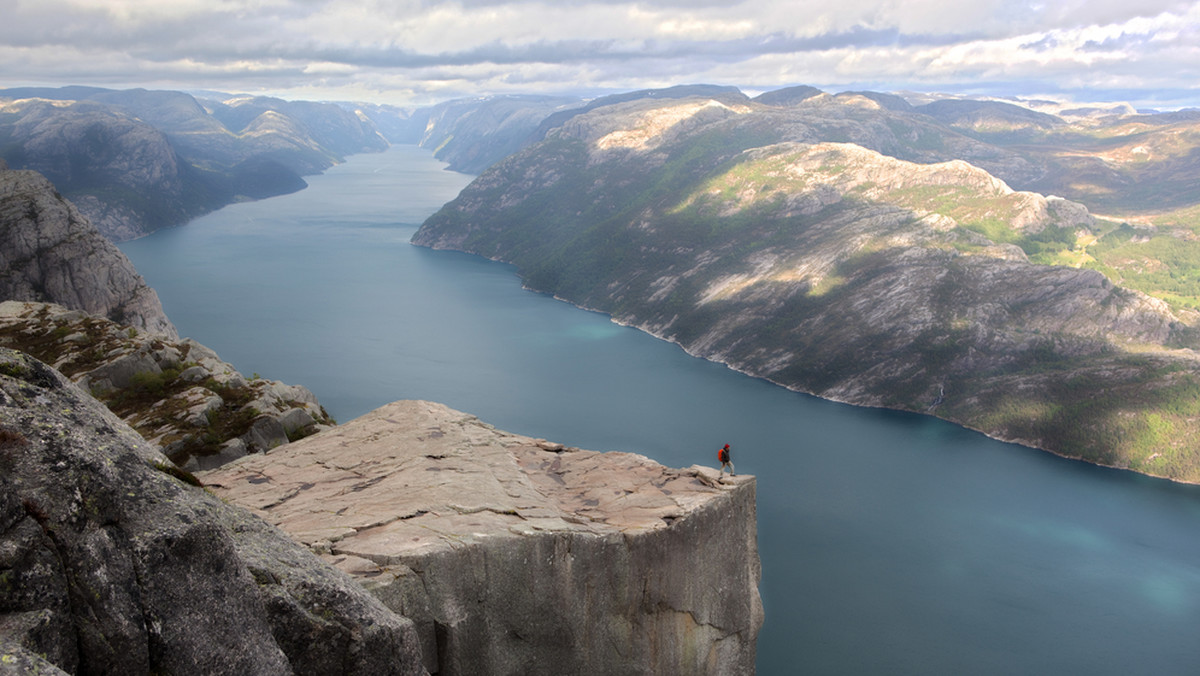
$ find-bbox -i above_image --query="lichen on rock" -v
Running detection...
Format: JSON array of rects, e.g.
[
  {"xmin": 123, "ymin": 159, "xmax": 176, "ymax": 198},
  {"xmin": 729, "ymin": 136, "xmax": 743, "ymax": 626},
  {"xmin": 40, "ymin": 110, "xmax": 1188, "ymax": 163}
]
[
  {"xmin": 0, "ymin": 165, "xmax": 176, "ymax": 337},
  {"xmin": 0, "ymin": 347, "xmax": 425, "ymax": 675}
]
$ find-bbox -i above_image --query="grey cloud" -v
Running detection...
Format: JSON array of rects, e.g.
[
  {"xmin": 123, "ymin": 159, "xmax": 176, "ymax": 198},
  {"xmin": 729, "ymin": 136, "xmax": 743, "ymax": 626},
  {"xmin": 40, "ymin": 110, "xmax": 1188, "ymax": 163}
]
[
  {"xmin": 1019, "ymin": 35, "xmax": 1061, "ymax": 52},
  {"xmin": 3, "ymin": 0, "xmax": 1199, "ymax": 109},
  {"xmin": 1080, "ymin": 33, "xmax": 1153, "ymax": 52},
  {"xmin": 161, "ymin": 24, "xmax": 986, "ymax": 73},
  {"xmin": 423, "ymin": 0, "xmax": 745, "ymax": 7}
]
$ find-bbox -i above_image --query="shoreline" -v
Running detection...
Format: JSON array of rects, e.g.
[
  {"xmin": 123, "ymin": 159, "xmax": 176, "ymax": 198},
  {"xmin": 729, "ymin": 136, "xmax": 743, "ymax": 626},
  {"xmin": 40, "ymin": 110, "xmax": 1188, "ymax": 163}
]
[{"xmin": 416, "ymin": 240, "xmax": 1194, "ymax": 487}]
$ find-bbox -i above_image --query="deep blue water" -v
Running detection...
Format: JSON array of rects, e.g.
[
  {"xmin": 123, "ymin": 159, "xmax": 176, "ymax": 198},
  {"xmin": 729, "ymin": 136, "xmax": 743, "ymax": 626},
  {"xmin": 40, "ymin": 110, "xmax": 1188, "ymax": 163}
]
[{"xmin": 121, "ymin": 145, "xmax": 1200, "ymax": 675}]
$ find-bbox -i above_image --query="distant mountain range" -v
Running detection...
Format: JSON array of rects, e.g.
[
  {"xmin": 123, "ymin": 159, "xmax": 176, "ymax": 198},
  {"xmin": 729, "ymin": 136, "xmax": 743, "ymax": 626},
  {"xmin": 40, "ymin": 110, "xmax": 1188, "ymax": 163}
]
[{"xmin": 0, "ymin": 87, "xmax": 388, "ymax": 239}]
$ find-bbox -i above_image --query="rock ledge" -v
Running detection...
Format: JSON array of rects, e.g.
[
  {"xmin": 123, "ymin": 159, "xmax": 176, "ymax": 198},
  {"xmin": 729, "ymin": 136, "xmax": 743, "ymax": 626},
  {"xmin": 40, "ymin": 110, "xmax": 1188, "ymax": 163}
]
[{"xmin": 202, "ymin": 400, "xmax": 762, "ymax": 675}]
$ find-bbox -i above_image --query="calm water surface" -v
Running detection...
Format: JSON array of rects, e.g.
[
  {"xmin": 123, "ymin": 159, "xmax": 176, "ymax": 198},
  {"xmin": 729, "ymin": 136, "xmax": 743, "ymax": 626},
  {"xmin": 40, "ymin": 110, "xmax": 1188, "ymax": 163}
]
[{"xmin": 121, "ymin": 145, "xmax": 1200, "ymax": 675}]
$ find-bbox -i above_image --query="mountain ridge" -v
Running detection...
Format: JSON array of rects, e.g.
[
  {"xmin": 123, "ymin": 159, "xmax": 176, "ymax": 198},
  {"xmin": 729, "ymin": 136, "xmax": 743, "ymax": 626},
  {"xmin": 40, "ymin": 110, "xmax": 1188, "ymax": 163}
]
[
  {"xmin": 415, "ymin": 90, "xmax": 1200, "ymax": 481},
  {"xmin": 0, "ymin": 87, "xmax": 387, "ymax": 240}
]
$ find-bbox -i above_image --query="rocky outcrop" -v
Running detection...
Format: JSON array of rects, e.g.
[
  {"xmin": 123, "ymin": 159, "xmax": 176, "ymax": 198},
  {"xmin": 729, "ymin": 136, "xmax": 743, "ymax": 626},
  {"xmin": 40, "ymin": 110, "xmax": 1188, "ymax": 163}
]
[
  {"xmin": 413, "ymin": 92, "xmax": 1200, "ymax": 481},
  {"xmin": 0, "ymin": 165, "xmax": 176, "ymax": 337},
  {"xmin": 0, "ymin": 347, "xmax": 426, "ymax": 675},
  {"xmin": 0, "ymin": 301, "xmax": 333, "ymax": 471},
  {"xmin": 201, "ymin": 400, "xmax": 762, "ymax": 675}
]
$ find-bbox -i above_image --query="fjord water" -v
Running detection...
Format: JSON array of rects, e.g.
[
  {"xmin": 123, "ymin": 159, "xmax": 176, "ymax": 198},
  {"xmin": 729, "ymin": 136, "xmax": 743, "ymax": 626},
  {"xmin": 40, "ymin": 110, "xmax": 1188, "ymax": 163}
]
[{"xmin": 121, "ymin": 145, "xmax": 1200, "ymax": 675}]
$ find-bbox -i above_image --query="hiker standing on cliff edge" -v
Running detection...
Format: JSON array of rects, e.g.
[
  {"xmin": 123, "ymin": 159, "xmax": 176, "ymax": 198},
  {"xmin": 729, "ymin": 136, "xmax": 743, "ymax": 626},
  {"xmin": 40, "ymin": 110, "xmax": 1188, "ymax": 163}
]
[{"xmin": 718, "ymin": 444, "xmax": 735, "ymax": 477}]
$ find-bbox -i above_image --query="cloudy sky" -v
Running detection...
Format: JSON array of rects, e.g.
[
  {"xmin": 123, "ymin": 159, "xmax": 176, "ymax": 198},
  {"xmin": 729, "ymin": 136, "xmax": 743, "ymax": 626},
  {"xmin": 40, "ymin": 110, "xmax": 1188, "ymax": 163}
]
[{"xmin": 3, "ymin": 0, "xmax": 1199, "ymax": 108}]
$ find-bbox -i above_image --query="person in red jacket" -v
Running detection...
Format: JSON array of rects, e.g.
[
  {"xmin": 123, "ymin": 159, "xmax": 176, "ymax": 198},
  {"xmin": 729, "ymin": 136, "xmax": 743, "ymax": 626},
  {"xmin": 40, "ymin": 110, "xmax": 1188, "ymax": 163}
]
[{"xmin": 718, "ymin": 444, "xmax": 735, "ymax": 477}]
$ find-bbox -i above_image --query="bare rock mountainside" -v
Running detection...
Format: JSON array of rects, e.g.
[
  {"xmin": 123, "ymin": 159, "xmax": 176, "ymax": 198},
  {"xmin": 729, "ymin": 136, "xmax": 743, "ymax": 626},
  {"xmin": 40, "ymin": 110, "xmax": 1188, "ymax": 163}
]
[
  {"xmin": 0, "ymin": 163, "xmax": 177, "ymax": 337},
  {"xmin": 0, "ymin": 301, "xmax": 334, "ymax": 472},
  {"xmin": 0, "ymin": 348, "xmax": 425, "ymax": 675},
  {"xmin": 414, "ymin": 92, "xmax": 1200, "ymax": 482},
  {"xmin": 0, "ymin": 87, "xmax": 387, "ymax": 240},
  {"xmin": 408, "ymin": 94, "xmax": 584, "ymax": 174},
  {"xmin": 201, "ymin": 400, "xmax": 762, "ymax": 676}
]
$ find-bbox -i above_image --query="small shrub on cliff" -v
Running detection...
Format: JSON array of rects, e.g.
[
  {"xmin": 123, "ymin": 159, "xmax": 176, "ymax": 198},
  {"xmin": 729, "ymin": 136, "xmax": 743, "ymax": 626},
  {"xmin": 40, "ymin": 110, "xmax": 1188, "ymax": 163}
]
[
  {"xmin": 0, "ymin": 361, "xmax": 31, "ymax": 381},
  {"xmin": 286, "ymin": 424, "xmax": 319, "ymax": 443},
  {"xmin": 129, "ymin": 368, "xmax": 180, "ymax": 396}
]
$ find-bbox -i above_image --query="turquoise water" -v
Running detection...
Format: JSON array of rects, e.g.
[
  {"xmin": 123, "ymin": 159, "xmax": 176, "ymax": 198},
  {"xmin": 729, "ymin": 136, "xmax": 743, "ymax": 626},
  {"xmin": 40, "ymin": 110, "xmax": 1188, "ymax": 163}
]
[{"xmin": 121, "ymin": 145, "xmax": 1200, "ymax": 674}]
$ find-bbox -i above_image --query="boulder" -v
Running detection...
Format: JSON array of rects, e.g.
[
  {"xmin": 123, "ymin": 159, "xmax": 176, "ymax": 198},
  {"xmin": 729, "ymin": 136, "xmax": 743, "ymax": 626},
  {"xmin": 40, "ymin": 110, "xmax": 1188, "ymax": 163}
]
[
  {"xmin": 242, "ymin": 414, "xmax": 290, "ymax": 451},
  {"xmin": 0, "ymin": 301, "xmax": 335, "ymax": 469}
]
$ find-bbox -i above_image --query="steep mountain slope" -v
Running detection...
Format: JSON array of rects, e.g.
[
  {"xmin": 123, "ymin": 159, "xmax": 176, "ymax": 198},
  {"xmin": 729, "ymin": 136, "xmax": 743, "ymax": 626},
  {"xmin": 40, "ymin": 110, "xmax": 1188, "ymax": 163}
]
[
  {"xmin": 0, "ymin": 347, "xmax": 424, "ymax": 674},
  {"xmin": 0, "ymin": 98, "xmax": 208, "ymax": 241},
  {"xmin": 0, "ymin": 87, "xmax": 387, "ymax": 240},
  {"xmin": 414, "ymin": 94, "xmax": 583, "ymax": 173},
  {"xmin": 415, "ymin": 92, "xmax": 1200, "ymax": 482},
  {"xmin": 201, "ymin": 95, "xmax": 388, "ymax": 172},
  {"xmin": 0, "ymin": 166, "xmax": 340, "ymax": 468},
  {"xmin": 0, "ymin": 163, "xmax": 176, "ymax": 337},
  {"xmin": 924, "ymin": 100, "xmax": 1200, "ymax": 312}
]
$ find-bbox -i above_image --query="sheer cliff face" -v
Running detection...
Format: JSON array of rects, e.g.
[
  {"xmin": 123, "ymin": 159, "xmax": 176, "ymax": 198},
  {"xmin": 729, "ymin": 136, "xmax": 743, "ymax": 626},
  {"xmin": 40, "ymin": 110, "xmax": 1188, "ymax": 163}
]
[
  {"xmin": 201, "ymin": 400, "xmax": 763, "ymax": 675},
  {"xmin": 0, "ymin": 166, "xmax": 177, "ymax": 338},
  {"xmin": 0, "ymin": 348, "xmax": 425, "ymax": 675},
  {"xmin": 416, "ymin": 95, "xmax": 584, "ymax": 174},
  {"xmin": 414, "ymin": 95, "xmax": 1200, "ymax": 482}
]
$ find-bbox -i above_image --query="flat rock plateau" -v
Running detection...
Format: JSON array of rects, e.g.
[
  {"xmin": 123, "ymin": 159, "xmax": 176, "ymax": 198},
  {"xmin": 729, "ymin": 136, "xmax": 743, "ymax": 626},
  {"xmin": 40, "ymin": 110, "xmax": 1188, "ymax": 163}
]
[{"xmin": 201, "ymin": 399, "xmax": 762, "ymax": 675}]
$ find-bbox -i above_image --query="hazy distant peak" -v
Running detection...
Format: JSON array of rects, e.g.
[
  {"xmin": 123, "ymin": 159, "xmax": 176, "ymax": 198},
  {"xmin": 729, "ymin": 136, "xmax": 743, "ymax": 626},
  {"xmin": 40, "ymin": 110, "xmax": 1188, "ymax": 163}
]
[{"xmin": 752, "ymin": 85, "xmax": 824, "ymax": 107}]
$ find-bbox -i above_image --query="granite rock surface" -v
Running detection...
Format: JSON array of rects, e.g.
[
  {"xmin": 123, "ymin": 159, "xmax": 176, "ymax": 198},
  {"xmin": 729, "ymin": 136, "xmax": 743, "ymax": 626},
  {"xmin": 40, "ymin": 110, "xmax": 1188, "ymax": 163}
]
[
  {"xmin": 0, "ymin": 301, "xmax": 333, "ymax": 470},
  {"xmin": 0, "ymin": 348, "xmax": 426, "ymax": 675},
  {"xmin": 202, "ymin": 399, "xmax": 762, "ymax": 675},
  {"xmin": 0, "ymin": 164, "xmax": 176, "ymax": 338}
]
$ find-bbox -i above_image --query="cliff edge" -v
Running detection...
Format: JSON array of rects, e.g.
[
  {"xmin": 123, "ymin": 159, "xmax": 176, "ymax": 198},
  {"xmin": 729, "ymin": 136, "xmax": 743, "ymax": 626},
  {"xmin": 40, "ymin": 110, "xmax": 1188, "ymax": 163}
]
[
  {"xmin": 201, "ymin": 400, "xmax": 762, "ymax": 675},
  {"xmin": 0, "ymin": 348, "xmax": 425, "ymax": 674}
]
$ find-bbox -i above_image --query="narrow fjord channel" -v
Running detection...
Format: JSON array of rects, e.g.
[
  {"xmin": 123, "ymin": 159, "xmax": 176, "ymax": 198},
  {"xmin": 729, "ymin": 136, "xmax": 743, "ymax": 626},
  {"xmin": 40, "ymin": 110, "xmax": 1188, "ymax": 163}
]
[{"xmin": 121, "ymin": 145, "xmax": 1200, "ymax": 675}]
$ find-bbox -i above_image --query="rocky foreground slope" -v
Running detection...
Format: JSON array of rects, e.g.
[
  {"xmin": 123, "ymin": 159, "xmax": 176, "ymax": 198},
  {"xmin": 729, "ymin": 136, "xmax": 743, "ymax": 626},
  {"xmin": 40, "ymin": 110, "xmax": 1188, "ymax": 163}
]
[
  {"xmin": 415, "ymin": 92, "xmax": 1200, "ymax": 481},
  {"xmin": 201, "ymin": 400, "xmax": 761, "ymax": 675},
  {"xmin": 0, "ymin": 347, "xmax": 425, "ymax": 675},
  {"xmin": 0, "ymin": 163, "xmax": 176, "ymax": 337},
  {"xmin": 0, "ymin": 350, "xmax": 761, "ymax": 674},
  {"xmin": 0, "ymin": 301, "xmax": 333, "ymax": 471}
]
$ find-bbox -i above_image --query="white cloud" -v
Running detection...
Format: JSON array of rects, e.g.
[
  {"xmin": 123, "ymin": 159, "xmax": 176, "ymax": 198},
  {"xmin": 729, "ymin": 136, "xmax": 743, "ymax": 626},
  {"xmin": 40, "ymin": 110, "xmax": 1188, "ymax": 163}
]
[{"xmin": 1, "ymin": 0, "xmax": 1198, "ymax": 107}]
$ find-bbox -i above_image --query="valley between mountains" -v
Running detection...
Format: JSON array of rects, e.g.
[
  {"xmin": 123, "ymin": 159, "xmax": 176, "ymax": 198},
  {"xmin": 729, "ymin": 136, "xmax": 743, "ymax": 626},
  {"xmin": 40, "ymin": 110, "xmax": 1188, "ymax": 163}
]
[{"xmin": 8, "ymin": 83, "xmax": 1200, "ymax": 481}]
